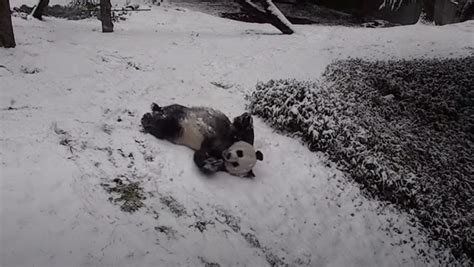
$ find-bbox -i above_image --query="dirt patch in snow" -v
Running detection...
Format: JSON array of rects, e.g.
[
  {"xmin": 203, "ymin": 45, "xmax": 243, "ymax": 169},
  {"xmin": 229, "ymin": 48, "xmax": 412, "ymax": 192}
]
[
  {"xmin": 154, "ymin": 225, "xmax": 178, "ymax": 240},
  {"xmin": 215, "ymin": 207, "xmax": 241, "ymax": 232},
  {"xmin": 159, "ymin": 195, "xmax": 187, "ymax": 217},
  {"xmin": 247, "ymin": 57, "xmax": 474, "ymax": 265},
  {"xmin": 198, "ymin": 256, "xmax": 221, "ymax": 267}
]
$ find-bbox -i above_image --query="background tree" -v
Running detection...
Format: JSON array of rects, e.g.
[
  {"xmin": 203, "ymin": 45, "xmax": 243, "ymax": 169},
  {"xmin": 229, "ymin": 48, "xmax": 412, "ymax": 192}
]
[
  {"xmin": 421, "ymin": 0, "xmax": 434, "ymax": 21},
  {"xmin": 100, "ymin": 0, "xmax": 113, "ymax": 32},
  {"xmin": 0, "ymin": 0, "xmax": 16, "ymax": 48},
  {"xmin": 380, "ymin": 0, "xmax": 472, "ymax": 24},
  {"xmin": 459, "ymin": 0, "xmax": 473, "ymax": 21}
]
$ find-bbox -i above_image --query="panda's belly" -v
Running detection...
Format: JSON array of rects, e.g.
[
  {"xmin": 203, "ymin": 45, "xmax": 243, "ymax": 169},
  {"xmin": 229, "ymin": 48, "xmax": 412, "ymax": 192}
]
[
  {"xmin": 174, "ymin": 125, "xmax": 204, "ymax": 150},
  {"xmin": 173, "ymin": 116, "xmax": 212, "ymax": 150}
]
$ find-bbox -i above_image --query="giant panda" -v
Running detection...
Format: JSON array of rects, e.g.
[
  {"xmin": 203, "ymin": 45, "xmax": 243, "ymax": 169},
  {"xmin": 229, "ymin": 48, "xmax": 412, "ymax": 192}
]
[{"xmin": 141, "ymin": 103, "xmax": 263, "ymax": 177}]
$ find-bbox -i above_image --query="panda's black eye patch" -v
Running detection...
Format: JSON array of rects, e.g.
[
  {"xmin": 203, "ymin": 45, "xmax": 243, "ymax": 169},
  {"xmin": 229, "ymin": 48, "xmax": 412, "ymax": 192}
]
[
  {"xmin": 237, "ymin": 150, "xmax": 243, "ymax": 157},
  {"xmin": 232, "ymin": 162, "xmax": 240, "ymax": 167}
]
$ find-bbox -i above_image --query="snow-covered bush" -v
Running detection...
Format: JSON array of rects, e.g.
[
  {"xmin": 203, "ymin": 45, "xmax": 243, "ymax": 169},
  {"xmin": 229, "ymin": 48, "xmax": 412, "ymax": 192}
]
[{"xmin": 247, "ymin": 57, "xmax": 473, "ymax": 264}]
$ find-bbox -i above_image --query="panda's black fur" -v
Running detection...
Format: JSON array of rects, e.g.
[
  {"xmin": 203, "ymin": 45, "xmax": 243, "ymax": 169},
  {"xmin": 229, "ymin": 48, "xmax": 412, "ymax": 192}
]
[{"xmin": 141, "ymin": 103, "xmax": 259, "ymax": 176}]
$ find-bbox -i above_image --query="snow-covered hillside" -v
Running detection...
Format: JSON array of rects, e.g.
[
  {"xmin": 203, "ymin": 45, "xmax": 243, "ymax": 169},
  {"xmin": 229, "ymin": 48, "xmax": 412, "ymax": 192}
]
[{"xmin": 1, "ymin": 3, "xmax": 473, "ymax": 267}]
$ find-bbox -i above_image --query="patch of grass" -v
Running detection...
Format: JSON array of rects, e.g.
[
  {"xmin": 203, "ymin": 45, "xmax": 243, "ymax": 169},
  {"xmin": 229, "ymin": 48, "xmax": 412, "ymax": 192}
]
[
  {"xmin": 159, "ymin": 195, "xmax": 187, "ymax": 217},
  {"xmin": 189, "ymin": 220, "xmax": 214, "ymax": 232},
  {"xmin": 242, "ymin": 232, "xmax": 261, "ymax": 248},
  {"xmin": 20, "ymin": 65, "xmax": 40, "ymax": 74},
  {"xmin": 247, "ymin": 57, "xmax": 473, "ymax": 265},
  {"xmin": 102, "ymin": 177, "xmax": 145, "ymax": 213},
  {"xmin": 215, "ymin": 208, "xmax": 240, "ymax": 232},
  {"xmin": 198, "ymin": 256, "xmax": 221, "ymax": 267},
  {"xmin": 154, "ymin": 225, "xmax": 178, "ymax": 240},
  {"xmin": 210, "ymin": 81, "xmax": 233, "ymax": 89}
]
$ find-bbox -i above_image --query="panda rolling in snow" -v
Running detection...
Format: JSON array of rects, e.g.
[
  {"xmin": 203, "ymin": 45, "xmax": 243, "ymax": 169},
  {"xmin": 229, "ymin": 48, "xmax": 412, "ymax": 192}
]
[{"xmin": 141, "ymin": 103, "xmax": 263, "ymax": 177}]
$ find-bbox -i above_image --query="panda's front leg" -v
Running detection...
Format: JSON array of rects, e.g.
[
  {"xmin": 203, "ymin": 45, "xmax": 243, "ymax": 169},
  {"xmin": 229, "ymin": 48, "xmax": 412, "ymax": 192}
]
[
  {"xmin": 193, "ymin": 150, "xmax": 225, "ymax": 174},
  {"xmin": 232, "ymin": 112, "xmax": 255, "ymax": 144}
]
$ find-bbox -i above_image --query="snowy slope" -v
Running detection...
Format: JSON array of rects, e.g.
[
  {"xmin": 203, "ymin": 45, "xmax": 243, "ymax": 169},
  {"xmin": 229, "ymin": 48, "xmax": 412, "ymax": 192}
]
[{"xmin": 1, "ymin": 4, "xmax": 473, "ymax": 267}]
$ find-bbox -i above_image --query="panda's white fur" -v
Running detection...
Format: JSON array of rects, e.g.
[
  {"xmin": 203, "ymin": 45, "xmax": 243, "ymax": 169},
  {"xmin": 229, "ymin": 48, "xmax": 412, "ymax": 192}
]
[
  {"xmin": 174, "ymin": 113, "xmax": 212, "ymax": 150},
  {"xmin": 222, "ymin": 141, "xmax": 259, "ymax": 176},
  {"xmin": 172, "ymin": 107, "xmax": 227, "ymax": 150}
]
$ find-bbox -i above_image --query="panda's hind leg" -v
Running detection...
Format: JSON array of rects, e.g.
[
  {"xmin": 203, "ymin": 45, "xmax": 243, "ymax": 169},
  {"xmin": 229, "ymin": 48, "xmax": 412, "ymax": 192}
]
[{"xmin": 141, "ymin": 111, "xmax": 181, "ymax": 140}]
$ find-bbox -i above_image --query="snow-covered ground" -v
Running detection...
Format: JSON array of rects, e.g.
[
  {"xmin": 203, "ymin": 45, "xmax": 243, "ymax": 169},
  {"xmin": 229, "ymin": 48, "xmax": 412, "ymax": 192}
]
[{"xmin": 1, "ymin": 2, "xmax": 473, "ymax": 267}]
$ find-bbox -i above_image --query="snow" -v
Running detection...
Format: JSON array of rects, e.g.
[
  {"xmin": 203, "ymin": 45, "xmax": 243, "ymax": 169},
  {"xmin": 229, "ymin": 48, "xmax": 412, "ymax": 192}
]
[
  {"xmin": 247, "ymin": 59, "xmax": 474, "ymax": 264},
  {"xmin": 1, "ymin": 3, "xmax": 473, "ymax": 267}
]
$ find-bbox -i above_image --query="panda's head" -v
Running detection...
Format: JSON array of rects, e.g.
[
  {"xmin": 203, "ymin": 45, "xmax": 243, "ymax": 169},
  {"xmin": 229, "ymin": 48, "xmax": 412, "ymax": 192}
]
[{"xmin": 222, "ymin": 141, "xmax": 263, "ymax": 177}]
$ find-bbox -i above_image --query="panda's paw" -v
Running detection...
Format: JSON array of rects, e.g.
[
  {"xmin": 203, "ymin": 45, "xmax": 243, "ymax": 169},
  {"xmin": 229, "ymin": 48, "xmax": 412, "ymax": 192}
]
[
  {"xmin": 202, "ymin": 158, "xmax": 224, "ymax": 173},
  {"xmin": 151, "ymin": 103, "xmax": 162, "ymax": 113}
]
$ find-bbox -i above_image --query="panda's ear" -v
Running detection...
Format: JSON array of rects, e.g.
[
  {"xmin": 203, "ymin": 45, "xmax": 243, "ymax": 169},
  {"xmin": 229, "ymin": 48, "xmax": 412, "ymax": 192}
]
[
  {"xmin": 151, "ymin": 103, "xmax": 162, "ymax": 112},
  {"xmin": 256, "ymin": 150, "xmax": 263, "ymax": 161}
]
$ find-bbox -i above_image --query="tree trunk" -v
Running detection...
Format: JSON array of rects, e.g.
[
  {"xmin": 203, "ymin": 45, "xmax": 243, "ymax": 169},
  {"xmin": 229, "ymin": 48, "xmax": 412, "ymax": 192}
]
[
  {"xmin": 459, "ymin": 0, "xmax": 473, "ymax": 22},
  {"xmin": 100, "ymin": 0, "xmax": 113, "ymax": 33},
  {"xmin": 0, "ymin": 0, "xmax": 16, "ymax": 48},
  {"xmin": 32, "ymin": 0, "xmax": 49, "ymax": 20},
  {"xmin": 422, "ymin": 0, "xmax": 434, "ymax": 21},
  {"xmin": 236, "ymin": 0, "xmax": 294, "ymax": 34}
]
